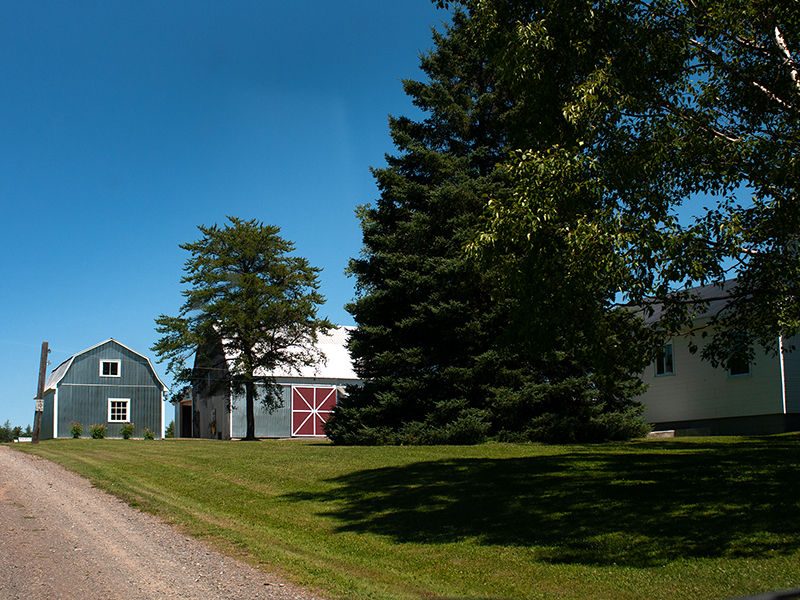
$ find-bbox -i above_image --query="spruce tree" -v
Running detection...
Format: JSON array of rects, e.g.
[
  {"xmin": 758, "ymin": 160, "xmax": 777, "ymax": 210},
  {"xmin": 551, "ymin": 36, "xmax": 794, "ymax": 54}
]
[{"xmin": 325, "ymin": 9, "xmax": 650, "ymax": 445}]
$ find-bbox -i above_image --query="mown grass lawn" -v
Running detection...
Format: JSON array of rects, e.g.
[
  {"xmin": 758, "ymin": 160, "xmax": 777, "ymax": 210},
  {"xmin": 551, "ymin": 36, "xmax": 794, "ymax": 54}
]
[{"xmin": 12, "ymin": 435, "xmax": 800, "ymax": 600}]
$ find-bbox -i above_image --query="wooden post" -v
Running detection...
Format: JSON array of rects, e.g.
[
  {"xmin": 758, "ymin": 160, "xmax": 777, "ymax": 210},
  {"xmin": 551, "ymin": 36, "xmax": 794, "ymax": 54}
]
[{"xmin": 32, "ymin": 341, "xmax": 49, "ymax": 444}]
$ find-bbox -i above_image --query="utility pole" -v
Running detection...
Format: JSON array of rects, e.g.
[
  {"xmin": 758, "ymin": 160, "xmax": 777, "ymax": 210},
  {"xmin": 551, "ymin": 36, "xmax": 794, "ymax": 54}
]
[{"xmin": 32, "ymin": 341, "xmax": 49, "ymax": 444}]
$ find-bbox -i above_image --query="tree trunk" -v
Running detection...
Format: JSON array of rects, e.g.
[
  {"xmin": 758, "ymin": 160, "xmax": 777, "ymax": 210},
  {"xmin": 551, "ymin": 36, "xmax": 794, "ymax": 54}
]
[{"xmin": 244, "ymin": 379, "xmax": 256, "ymax": 440}]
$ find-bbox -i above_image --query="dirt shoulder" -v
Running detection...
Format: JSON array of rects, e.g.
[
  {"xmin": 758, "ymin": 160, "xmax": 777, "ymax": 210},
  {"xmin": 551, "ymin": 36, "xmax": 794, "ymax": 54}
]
[{"xmin": 0, "ymin": 445, "xmax": 328, "ymax": 600}]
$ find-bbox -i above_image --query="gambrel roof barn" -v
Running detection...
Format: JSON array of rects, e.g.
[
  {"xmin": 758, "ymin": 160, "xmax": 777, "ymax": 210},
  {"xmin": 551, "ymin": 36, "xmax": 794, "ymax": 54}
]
[{"xmin": 41, "ymin": 339, "xmax": 167, "ymax": 439}]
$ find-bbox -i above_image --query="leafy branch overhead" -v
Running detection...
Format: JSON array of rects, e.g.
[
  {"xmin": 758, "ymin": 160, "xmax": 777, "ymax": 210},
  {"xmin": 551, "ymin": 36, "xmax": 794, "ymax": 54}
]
[
  {"xmin": 455, "ymin": 0, "xmax": 800, "ymax": 367},
  {"xmin": 152, "ymin": 216, "xmax": 331, "ymax": 440}
]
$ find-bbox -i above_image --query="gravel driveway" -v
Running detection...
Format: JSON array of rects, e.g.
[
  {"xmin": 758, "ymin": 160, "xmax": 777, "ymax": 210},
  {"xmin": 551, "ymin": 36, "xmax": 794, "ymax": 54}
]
[{"xmin": 0, "ymin": 446, "xmax": 328, "ymax": 600}]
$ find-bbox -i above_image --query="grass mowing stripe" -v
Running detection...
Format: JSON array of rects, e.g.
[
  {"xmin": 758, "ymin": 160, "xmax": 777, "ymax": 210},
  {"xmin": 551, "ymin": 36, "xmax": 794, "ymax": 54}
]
[{"xmin": 10, "ymin": 435, "xmax": 800, "ymax": 600}]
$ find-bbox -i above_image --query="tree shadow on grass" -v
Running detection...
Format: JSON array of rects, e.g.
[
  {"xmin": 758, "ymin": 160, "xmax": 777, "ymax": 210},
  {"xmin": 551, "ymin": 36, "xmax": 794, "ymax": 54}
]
[{"xmin": 284, "ymin": 438, "xmax": 800, "ymax": 567}]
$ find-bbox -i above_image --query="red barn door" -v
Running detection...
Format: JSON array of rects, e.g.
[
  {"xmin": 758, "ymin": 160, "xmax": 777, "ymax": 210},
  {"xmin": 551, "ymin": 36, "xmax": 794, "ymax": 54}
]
[{"xmin": 291, "ymin": 386, "xmax": 337, "ymax": 436}]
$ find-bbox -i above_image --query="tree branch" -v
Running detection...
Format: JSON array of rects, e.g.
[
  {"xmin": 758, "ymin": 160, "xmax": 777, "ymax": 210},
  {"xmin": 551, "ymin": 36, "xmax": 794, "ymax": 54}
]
[
  {"xmin": 688, "ymin": 37, "xmax": 797, "ymax": 113},
  {"xmin": 773, "ymin": 25, "xmax": 800, "ymax": 91}
]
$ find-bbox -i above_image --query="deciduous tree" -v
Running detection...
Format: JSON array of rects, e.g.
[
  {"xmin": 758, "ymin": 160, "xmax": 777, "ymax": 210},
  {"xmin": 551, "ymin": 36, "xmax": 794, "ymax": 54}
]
[{"xmin": 454, "ymin": 0, "xmax": 800, "ymax": 366}]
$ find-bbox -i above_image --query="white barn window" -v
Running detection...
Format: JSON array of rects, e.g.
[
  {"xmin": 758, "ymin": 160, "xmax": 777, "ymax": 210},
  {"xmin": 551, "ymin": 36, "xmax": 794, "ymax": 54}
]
[
  {"xmin": 728, "ymin": 335, "xmax": 752, "ymax": 378},
  {"xmin": 108, "ymin": 398, "xmax": 130, "ymax": 422},
  {"xmin": 728, "ymin": 358, "xmax": 751, "ymax": 377},
  {"xmin": 100, "ymin": 360, "xmax": 121, "ymax": 377},
  {"xmin": 655, "ymin": 344, "xmax": 674, "ymax": 376}
]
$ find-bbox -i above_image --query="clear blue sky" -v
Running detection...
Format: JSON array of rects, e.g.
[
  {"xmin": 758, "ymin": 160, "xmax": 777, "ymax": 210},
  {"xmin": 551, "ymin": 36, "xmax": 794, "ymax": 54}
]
[{"xmin": 0, "ymin": 1, "xmax": 450, "ymax": 429}]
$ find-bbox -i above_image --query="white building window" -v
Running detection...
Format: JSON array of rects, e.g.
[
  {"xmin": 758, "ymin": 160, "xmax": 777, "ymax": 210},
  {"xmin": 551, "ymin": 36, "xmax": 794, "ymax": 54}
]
[
  {"xmin": 100, "ymin": 360, "xmax": 121, "ymax": 377},
  {"xmin": 728, "ymin": 357, "xmax": 751, "ymax": 378},
  {"xmin": 728, "ymin": 335, "xmax": 752, "ymax": 378},
  {"xmin": 108, "ymin": 398, "xmax": 130, "ymax": 422},
  {"xmin": 655, "ymin": 344, "xmax": 674, "ymax": 376}
]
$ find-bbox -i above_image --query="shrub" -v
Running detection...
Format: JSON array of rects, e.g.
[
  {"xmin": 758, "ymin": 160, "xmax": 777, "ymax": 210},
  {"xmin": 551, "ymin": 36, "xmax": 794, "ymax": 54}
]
[
  {"xmin": 120, "ymin": 423, "xmax": 135, "ymax": 439},
  {"xmin": 165, "ymin": 420, "xmax": 174, "ymax": 438},
  {"xmin": 70, "ymin": 422, "xmax": 83, "ymax": 438},
  {"xmin": 89, "ymin": 424, "xmax": 106, "ymax": 439},
  {"xmin": 143, "ymin": 428, "xmax": 155, "ymax": 440}
]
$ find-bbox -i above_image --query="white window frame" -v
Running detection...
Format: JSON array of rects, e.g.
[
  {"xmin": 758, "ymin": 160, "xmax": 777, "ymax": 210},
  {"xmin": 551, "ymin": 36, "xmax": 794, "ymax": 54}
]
[
  {"xmin": 655, "ymin": 344, "xmax": 674, "ymax": 377},
  {"xmin": 728, "ymin": 360, "xmax": 752, "ymax": 378},
  {"xmin": 108, "ymin": 398, "xmax": 130, "ymax": 423},
  {"xmin": 100, "ymin": 359, "xmax": 121, "ymax": 378}
]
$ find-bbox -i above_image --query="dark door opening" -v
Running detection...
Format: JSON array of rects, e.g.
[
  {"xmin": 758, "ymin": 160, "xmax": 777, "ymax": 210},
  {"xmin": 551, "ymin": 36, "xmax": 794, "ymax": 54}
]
[{"xmin": 180, "ymin": 404, "xmax": 192, "ymax": 438}]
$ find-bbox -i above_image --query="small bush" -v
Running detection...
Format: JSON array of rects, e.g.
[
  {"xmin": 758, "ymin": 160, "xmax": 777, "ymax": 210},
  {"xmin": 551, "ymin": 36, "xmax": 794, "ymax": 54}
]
[
  {"xmin": 143, "ymin": 428, "xmax": 155, "ymax": 440},
  {"xmin": 89, "ymin": 423, "xmax": 106, "ymax": 439},
  {"xmin": 165, "ymin": 420, "xmax": 174, "ymax": 438},
  {"xmin": 70, "ymin": 422, "xmax": 83, "ymax": 438},
  {"xmin": 120, "ymin": 423, "xmax": 135, "ymax": 439}
]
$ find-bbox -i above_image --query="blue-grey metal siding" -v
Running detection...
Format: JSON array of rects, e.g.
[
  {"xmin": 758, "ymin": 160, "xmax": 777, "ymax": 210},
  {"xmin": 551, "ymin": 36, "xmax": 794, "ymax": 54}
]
[
  {"xmin": 55, "ymin": 341, "xmax": 163, "ymax": 438},
  {"xmin": 231, "ymin": 385, "xmax": 292, "ymax": 438},
  {"xmin": 56, "ymin": 384, "xmax": 163, "ymax": 438},
  {"xmin": 41, "ymin": 391, "xmax": 55, "ymax": 440},
  {"xmin": 60, "ymin": 341, "xmax": 162, "ymax": 389}
]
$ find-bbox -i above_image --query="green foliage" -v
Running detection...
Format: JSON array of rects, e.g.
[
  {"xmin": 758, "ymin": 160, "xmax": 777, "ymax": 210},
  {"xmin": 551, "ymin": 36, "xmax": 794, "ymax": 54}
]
[
  {"xmin": 120, "ymin": 422, "xmax": 135, "ymax": 439},
  {"xmin": 492, "ymin": 383, "xmax": 651, "ymax": 443},
  {"xmin": 165, "ymin": 420, "xmax": 174, "ymax": 438},
  {"xmin": 326, "ymin": 9, "xmax": 649, "ymax": 445},
  {"xmin": 70, "ymin": 421, "xmax": 83, "ymax": 439},
  {"xmin": 458, "ymin": 0, "xmax": 800, "ymax": 367},
  {"xmin": 0, "ymin": 421, "xmax": 28, "ymax": 442},
  {"xmin": 89, "ymin": 423, "xmax": 106, "ymax": 439},
  {"xmin": 0, "ymin": 420, "xmax": 14, "ymax": 443},
  {"xmin": 152, "ymin": 217, "xmax": 332, "ymax": 440},
  {"xmin": 143, "ymin": 428, "xmax": 155, "ymax": 440}
]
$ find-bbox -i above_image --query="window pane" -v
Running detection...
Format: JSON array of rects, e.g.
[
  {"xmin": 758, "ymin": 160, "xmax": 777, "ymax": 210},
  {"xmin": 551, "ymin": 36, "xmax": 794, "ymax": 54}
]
[
  {"xmin": 109, "ymin": 400, "xmax": 128, "ymax": 422},
  {"xmin": 656, "ymin": 344, "xmax": 673, "ymax": 376},
  {"xmin": 729, "ymin": 357, "xmax": 750, "ymax": 376},
  {"xmin": 664, "ymin": 345, "xmax": 673, "ymax": 373},
  {"xmin": 101, "ymin": 361, "xmax": 119, "ymax": 376}
]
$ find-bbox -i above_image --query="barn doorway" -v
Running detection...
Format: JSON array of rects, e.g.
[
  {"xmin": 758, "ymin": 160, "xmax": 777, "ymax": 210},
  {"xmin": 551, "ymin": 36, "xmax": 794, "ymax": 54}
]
[
  {"xmin": 180, "ymin": 403, "xmax": 193, "ymax": 438},
  {"xmin": 291, "ymin": 386, "xmax": 336, "ymax": 436}
]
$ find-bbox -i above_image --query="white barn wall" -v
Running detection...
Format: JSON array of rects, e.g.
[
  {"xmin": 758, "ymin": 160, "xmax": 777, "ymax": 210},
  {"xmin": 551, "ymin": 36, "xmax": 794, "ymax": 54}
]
[
  {"xmin": 190, "ymin": 326, "xmax": 361, "ymax": 439},
  {"xmin": 782, "ymin": 337, "xmax": 800, "ymax": 414},
  {"xmin": 640, "ymin": 335, "xmax": 784, "ymax": 425}
]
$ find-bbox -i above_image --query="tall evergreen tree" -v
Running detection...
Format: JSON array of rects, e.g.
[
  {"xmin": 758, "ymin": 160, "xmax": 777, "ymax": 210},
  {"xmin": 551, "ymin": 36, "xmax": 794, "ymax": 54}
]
[{"xmin": 325, "ymin": 10, "xmax": 650, "ymax": 445}]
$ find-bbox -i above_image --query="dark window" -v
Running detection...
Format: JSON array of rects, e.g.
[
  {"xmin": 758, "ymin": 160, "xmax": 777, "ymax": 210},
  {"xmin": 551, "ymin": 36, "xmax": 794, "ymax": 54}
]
[
  {"xmin": 656, "ymin": 344, "xmax": 674, "ymax": 376},
  {"xmin": 729, "ymin": 357, "xmax": 751, "ymax": 377},
  {"xmin": 728, "ymin": 335, "xmax": 752, "ymax": 377},
  {"xmin": 101, "ymin": 360, "xmax": 120, "ymax": 377}
]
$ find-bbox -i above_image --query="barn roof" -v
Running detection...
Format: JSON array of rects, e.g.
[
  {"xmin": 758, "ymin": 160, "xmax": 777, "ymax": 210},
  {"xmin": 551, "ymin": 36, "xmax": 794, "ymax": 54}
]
[
  {"xmin": 44, "ymin": 338, "xmax": 167, "ymax": 393},
  {"xmin": 256, "ymin": 326, "xmax": 358, "ymax": 380}
]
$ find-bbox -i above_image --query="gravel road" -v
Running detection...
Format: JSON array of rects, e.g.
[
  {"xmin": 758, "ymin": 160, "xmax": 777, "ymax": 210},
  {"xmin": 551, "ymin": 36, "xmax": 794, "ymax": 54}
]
[{"xmin": 0, "ymin": 445, "xmax": 329, "ymax": 600}]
